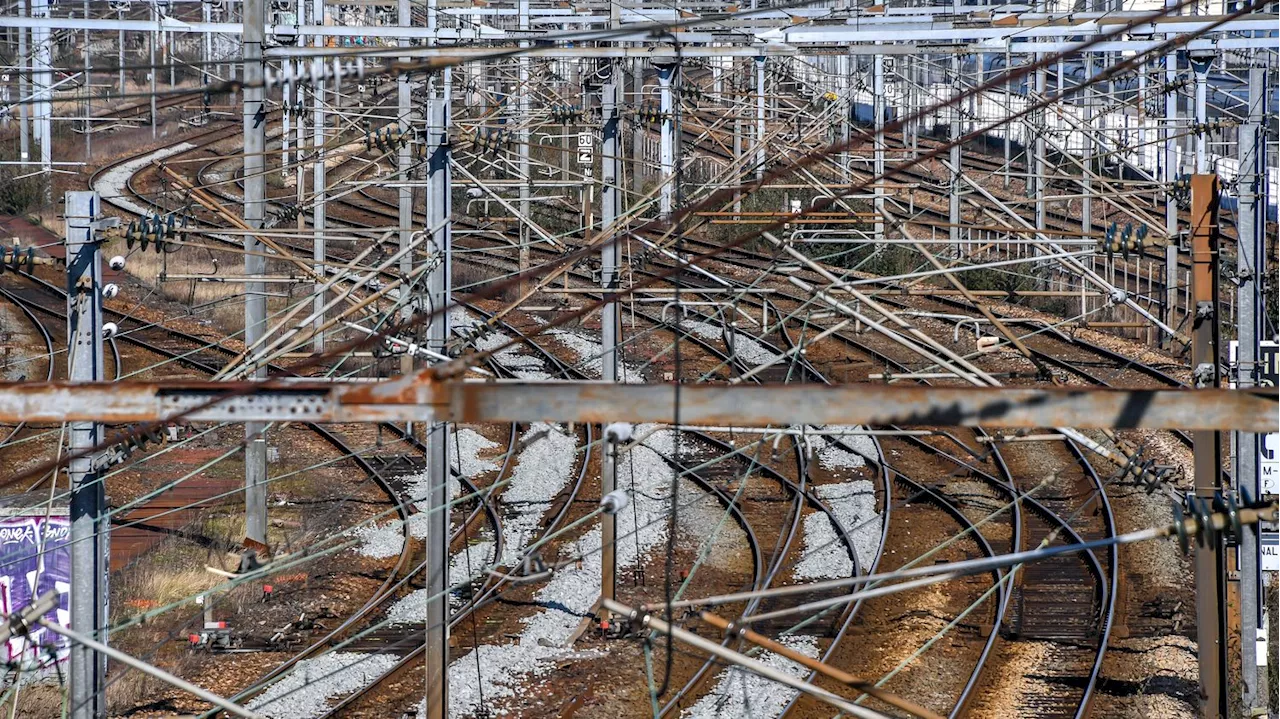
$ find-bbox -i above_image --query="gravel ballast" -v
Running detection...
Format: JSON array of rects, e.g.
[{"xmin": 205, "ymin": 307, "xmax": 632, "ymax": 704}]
[
  {"xmin": 352, "ymin": 428, "xmax": 497, "ymax": 558},
  {"xmin": 247, "ymin": 652, "xmax": 399, "ymax": 719},
  {"xmin": 388, "ymin": 422, "xmax": 580, "ymax": 625},
  {"xmin": 443, "ymin": 425, "xmax": 678, "ymax": 718},
  {"xmin": 680, "ymin": 319, "xmax": 781, "ymax": 366},
  {"xmin": 679, "ymin": 635, "xmax": 819, "ymax": 719},
  {"xmin": 94, "ymin": 143, "xmax": 198, "ymax": 216},
  {"xmin": 794, "ymin": 428, "xmax": 883, "ymax": 577}
]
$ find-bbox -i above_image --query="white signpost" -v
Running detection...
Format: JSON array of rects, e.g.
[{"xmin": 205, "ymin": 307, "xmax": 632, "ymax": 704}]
[
  {"xmin": 1228, "ymin": 340, "xmax": 1280, "ymax": 570},
  {"xmin": 578, "ymin": 131, "xmax": 594, "ymax": 174},
  {"xmin": 1230, "ymin": 340, "xmax": 1278, "ymax": 495},
  {"xmin": 1262, "ymin": 531, "xmax": 1278, "ymax": 573}
]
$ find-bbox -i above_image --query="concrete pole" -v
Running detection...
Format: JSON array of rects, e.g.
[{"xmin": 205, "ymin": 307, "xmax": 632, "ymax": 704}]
[
  {"xmin": 148, "ymin": 1, "xmax": 157, "ymax": 138},
  {"xmin": 1082, "ymin": 54, "xmax": 1094, "ymax": 242},
  {"xmin": 31, "ymin": 0, "xmax": 51, "ymax": 193},
  {"xmin": 516, "ymin": 0, "xmax": 530, "ymax": 298},
  {"xmin": 1003, "ymin": 48, "xmax": 1012, "ymax": 190},
  {"xmin": 312, "ymin": 0, "xmax": 326, "ymax": 354},
  {"xmin": 82, "ymin": 0, "xmax": 90, "ymax": 160},
  {"xmin": 202, "ymin": 1, "xmax": 212, "ymax": 84},
  {"xmin": 949, "ymin": 54, "xmax": 962, "ymax": 258},
  {"xmin": 754, "ymin": 56, "xmax": 765, "ymax": 182},
  {"xmin": 242, "ymin": 0, "xmax": 268, "ymax": 546},
  {"xmin": 657, "ymin": 62, "xmax": 677, "ymax": 219},
  {"xmin": 1189, "ymin": 174, "xmax": 1227, "ymax": 719},
  {"xmin": 282, "ymin": 82, "xmax": 291, "ymax": 181},
  {"xmin": 840, "ymin": 53, "xmax": 851, "ymax": 184},
  {"xmin": 632, "ymin": 59, "xmax": 644, "ymax": 198},
  {"xmin": 398, "ymin": 0, "xmax": 414, "ymax": 376},
  {"xmin": 423, "ymin": 93, "xmax": 452, "ymax": 719},
  {"xmin": 1033, "ymin": 56, "xmax": 1046, "ymax": 236},
  {"xmin": 1137, "ymin": 60, "xmax": 1147, "ymax": 176},
  {"xmin": 167, "ymin": 28, "xmax": 175, "ymax": 88},
  {"xmin": 18, "ymin": 0, "xmax": 30, "ymax": 167},
  {"xmin": 1164, "ymin": 49, "xmax": 1179, "ymax": 348},
  {"xmin": 1191, "ymin": 56, "xmax": 1210, "ymax": 174},
  {"xmin": 295, "ymin": 62, "xmax": 305, "ymax": 234},
  {"xmin": 872, "ymin": 51, "xmax": 885, "ymax": 243},
  {"xmin": 118, "ymin": 9, "xmax": 127, "ymax": 94},
  {"xmin": 1235, "ymin": 65, "xmax": 1268, "ymax": 718},
  {"xmin": 733, "ymin": 110, "xmax": 743, "ymax": 215},
  {"xmin": 600, "ymin": 78, "xmax": 622, "ymax": 621},
  {"xmin": 66, "ymin": 191, "xmax": 107, "ymax": 719}
]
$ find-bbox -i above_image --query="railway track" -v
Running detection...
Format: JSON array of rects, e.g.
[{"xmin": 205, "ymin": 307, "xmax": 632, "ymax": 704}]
[
  {"xmin": 0, "ymin": 267, "xmax": 432, "ymax": 700},
  {"xmin": 431, "ymin": 239, "xmax": 1020, "ymax": 716},
  {"xmin": 70, "ymin": 77, "xmax": 1213, "ymax": 719},
  {"xmin": 455, "ymin": 217, "xmax": 1123, "ymax": 717}
]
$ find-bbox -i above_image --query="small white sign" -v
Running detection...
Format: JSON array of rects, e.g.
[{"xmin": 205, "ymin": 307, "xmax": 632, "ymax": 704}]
[
  {"xmin": 1230, "ymin": 340, "xmax": 1278, "ymax": 495},
  {"xmin": 577, "ymin": 150, "xmax": 593, "ymax": 166},
  {"xmin": 1262, "ymin": 531, "xmax": 1278, "ymax": 572},
  {"xmin": 578, "ymin": 132, "xmax": 593, "ymax": 148}
]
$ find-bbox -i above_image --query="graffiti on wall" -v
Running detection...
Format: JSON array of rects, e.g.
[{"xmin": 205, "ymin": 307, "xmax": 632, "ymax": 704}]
[{"xmin": 0, "ymin": 515, "xmax": 72, "ymax": 668}]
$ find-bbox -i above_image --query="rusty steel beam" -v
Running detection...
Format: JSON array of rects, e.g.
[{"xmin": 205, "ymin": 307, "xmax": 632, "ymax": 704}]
[
  {"xmin": 1189, "ymin": 173, "xmax": 1228, "ymax": 719},
  {"xmin": 0, "ymin": 379, "xmax": 1272, "ymax": 431}
]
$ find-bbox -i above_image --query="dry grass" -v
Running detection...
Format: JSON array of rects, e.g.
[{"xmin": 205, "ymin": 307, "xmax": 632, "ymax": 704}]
[
  {"xmin": 111, "ymin": 535, "xmax": 222, "ymax": 619},
  {"xmin": 106, "ymin": 236, "xmax": 245, "ymax": 330},
  {"xmin": 137, "ymin": 567, "xmax": 222, "ymax": 609},
  {"xmin": 103, "ymin": 236, "xmax": 308, "ymax": 336},
  {"xmin": 106, "ymin": 669, "xmax": 172, "ymax": 717},
  {"xmin": 2, "ymin": 682, "xmax": 63, "ymax": 719},
  {"xmin": 0, "ymin": 673, "xmax": 177, "ymax": 719}
]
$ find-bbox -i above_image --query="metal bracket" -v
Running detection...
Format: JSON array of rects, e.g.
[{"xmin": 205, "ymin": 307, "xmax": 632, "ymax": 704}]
[
  {"xmin": 88, "ymin": 217, "xmax": 120, "ymax": 240},
  {"xmin": 1192, "ymin": 362, "xmax": 1217, "ymax": 388}
]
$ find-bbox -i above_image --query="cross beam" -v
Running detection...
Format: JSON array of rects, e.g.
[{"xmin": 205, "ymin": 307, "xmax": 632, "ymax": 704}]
[{"xmin": 0, "ymin": 379, "xmax": 1271, "ymax": 431}]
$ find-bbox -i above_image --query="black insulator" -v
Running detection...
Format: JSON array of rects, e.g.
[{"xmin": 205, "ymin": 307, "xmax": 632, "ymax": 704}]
[
  {"xmin": 1240, "ymin": 486, "xmax": 1257, "ymax": 508},
  {"xmin": 1172, "ymin": 500, "xmax": 1190, "ymax": 554},
  {"xmin": 1188, "ymin": 495, "xmax": 1214, "ymax": 548},
  {"xmin": 1221, "ymin": 491, "xmax": 1242, "ymax": 539}
]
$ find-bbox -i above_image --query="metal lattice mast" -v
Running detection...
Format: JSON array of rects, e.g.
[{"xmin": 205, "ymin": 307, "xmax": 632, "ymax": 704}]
[
  {"xmin": 398, "ymin": 0, "xmax": 414, "ymax": 376},
  {"xmin": 600, "ymin": 76, "xmax": 623, "ymax": 619},
  {"xmin": 311, "ymin": 0, "xmax": 327, "ymax": 355},
  {"xmin": 242, "ymin": 0, "xmax": 268, "ymax": 546},
  {"xmin": 66, "ymin": 191, "xmax": 108, "ymax": 719},
  {"xmin": 1235, "ymin": 63, "xmax": 1269, "ymax": 718},
  {"xmin": 422, "ymin": 87, "xmax": 452, "ymax": 719}
]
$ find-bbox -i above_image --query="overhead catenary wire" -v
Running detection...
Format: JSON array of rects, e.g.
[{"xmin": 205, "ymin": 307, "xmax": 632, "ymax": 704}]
[{"xmin": 0, "ymin": 2, "xmax": 1264, "ymax": 711}]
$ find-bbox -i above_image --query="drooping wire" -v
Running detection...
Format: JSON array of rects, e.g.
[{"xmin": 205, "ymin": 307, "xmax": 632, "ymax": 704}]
[{"xmin": 455, "ymin": 426, "xmax": 490, "ymax": 719}]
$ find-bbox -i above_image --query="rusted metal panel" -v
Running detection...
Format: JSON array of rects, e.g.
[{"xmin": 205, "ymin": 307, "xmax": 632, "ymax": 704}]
[
  {"xmin": 0, "ymin": 380, "xmax": 1271, "ymax": 430},
  {"xmin": 446, "ymin": 383, "xmax": 1275, "ymax": 432}
]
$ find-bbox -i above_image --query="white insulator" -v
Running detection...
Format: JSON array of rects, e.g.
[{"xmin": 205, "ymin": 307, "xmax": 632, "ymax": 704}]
[
  {"xmin": 600, "ymin": 489, "xmax": 629, "ymax": 516},
  {"xmin": 1110, "ymin": 289, "xmax": 1127, "ymax": 304},
  {"xmin": 102, "ymin": 283, "xmax": 119, "ymax": 299},
  {"xmin": 604, "ymin": 422, "xmax": 634, "ymax": 443},
  {"xmin": 101, "ymin": 322, "xmax": 119, "ymax": 339}
]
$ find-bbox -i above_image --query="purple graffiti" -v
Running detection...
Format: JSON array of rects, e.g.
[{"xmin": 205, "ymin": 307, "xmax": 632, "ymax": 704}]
[{"xmin": 0, "ymin": 516, "xmax": 72, "ymax": 667}]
